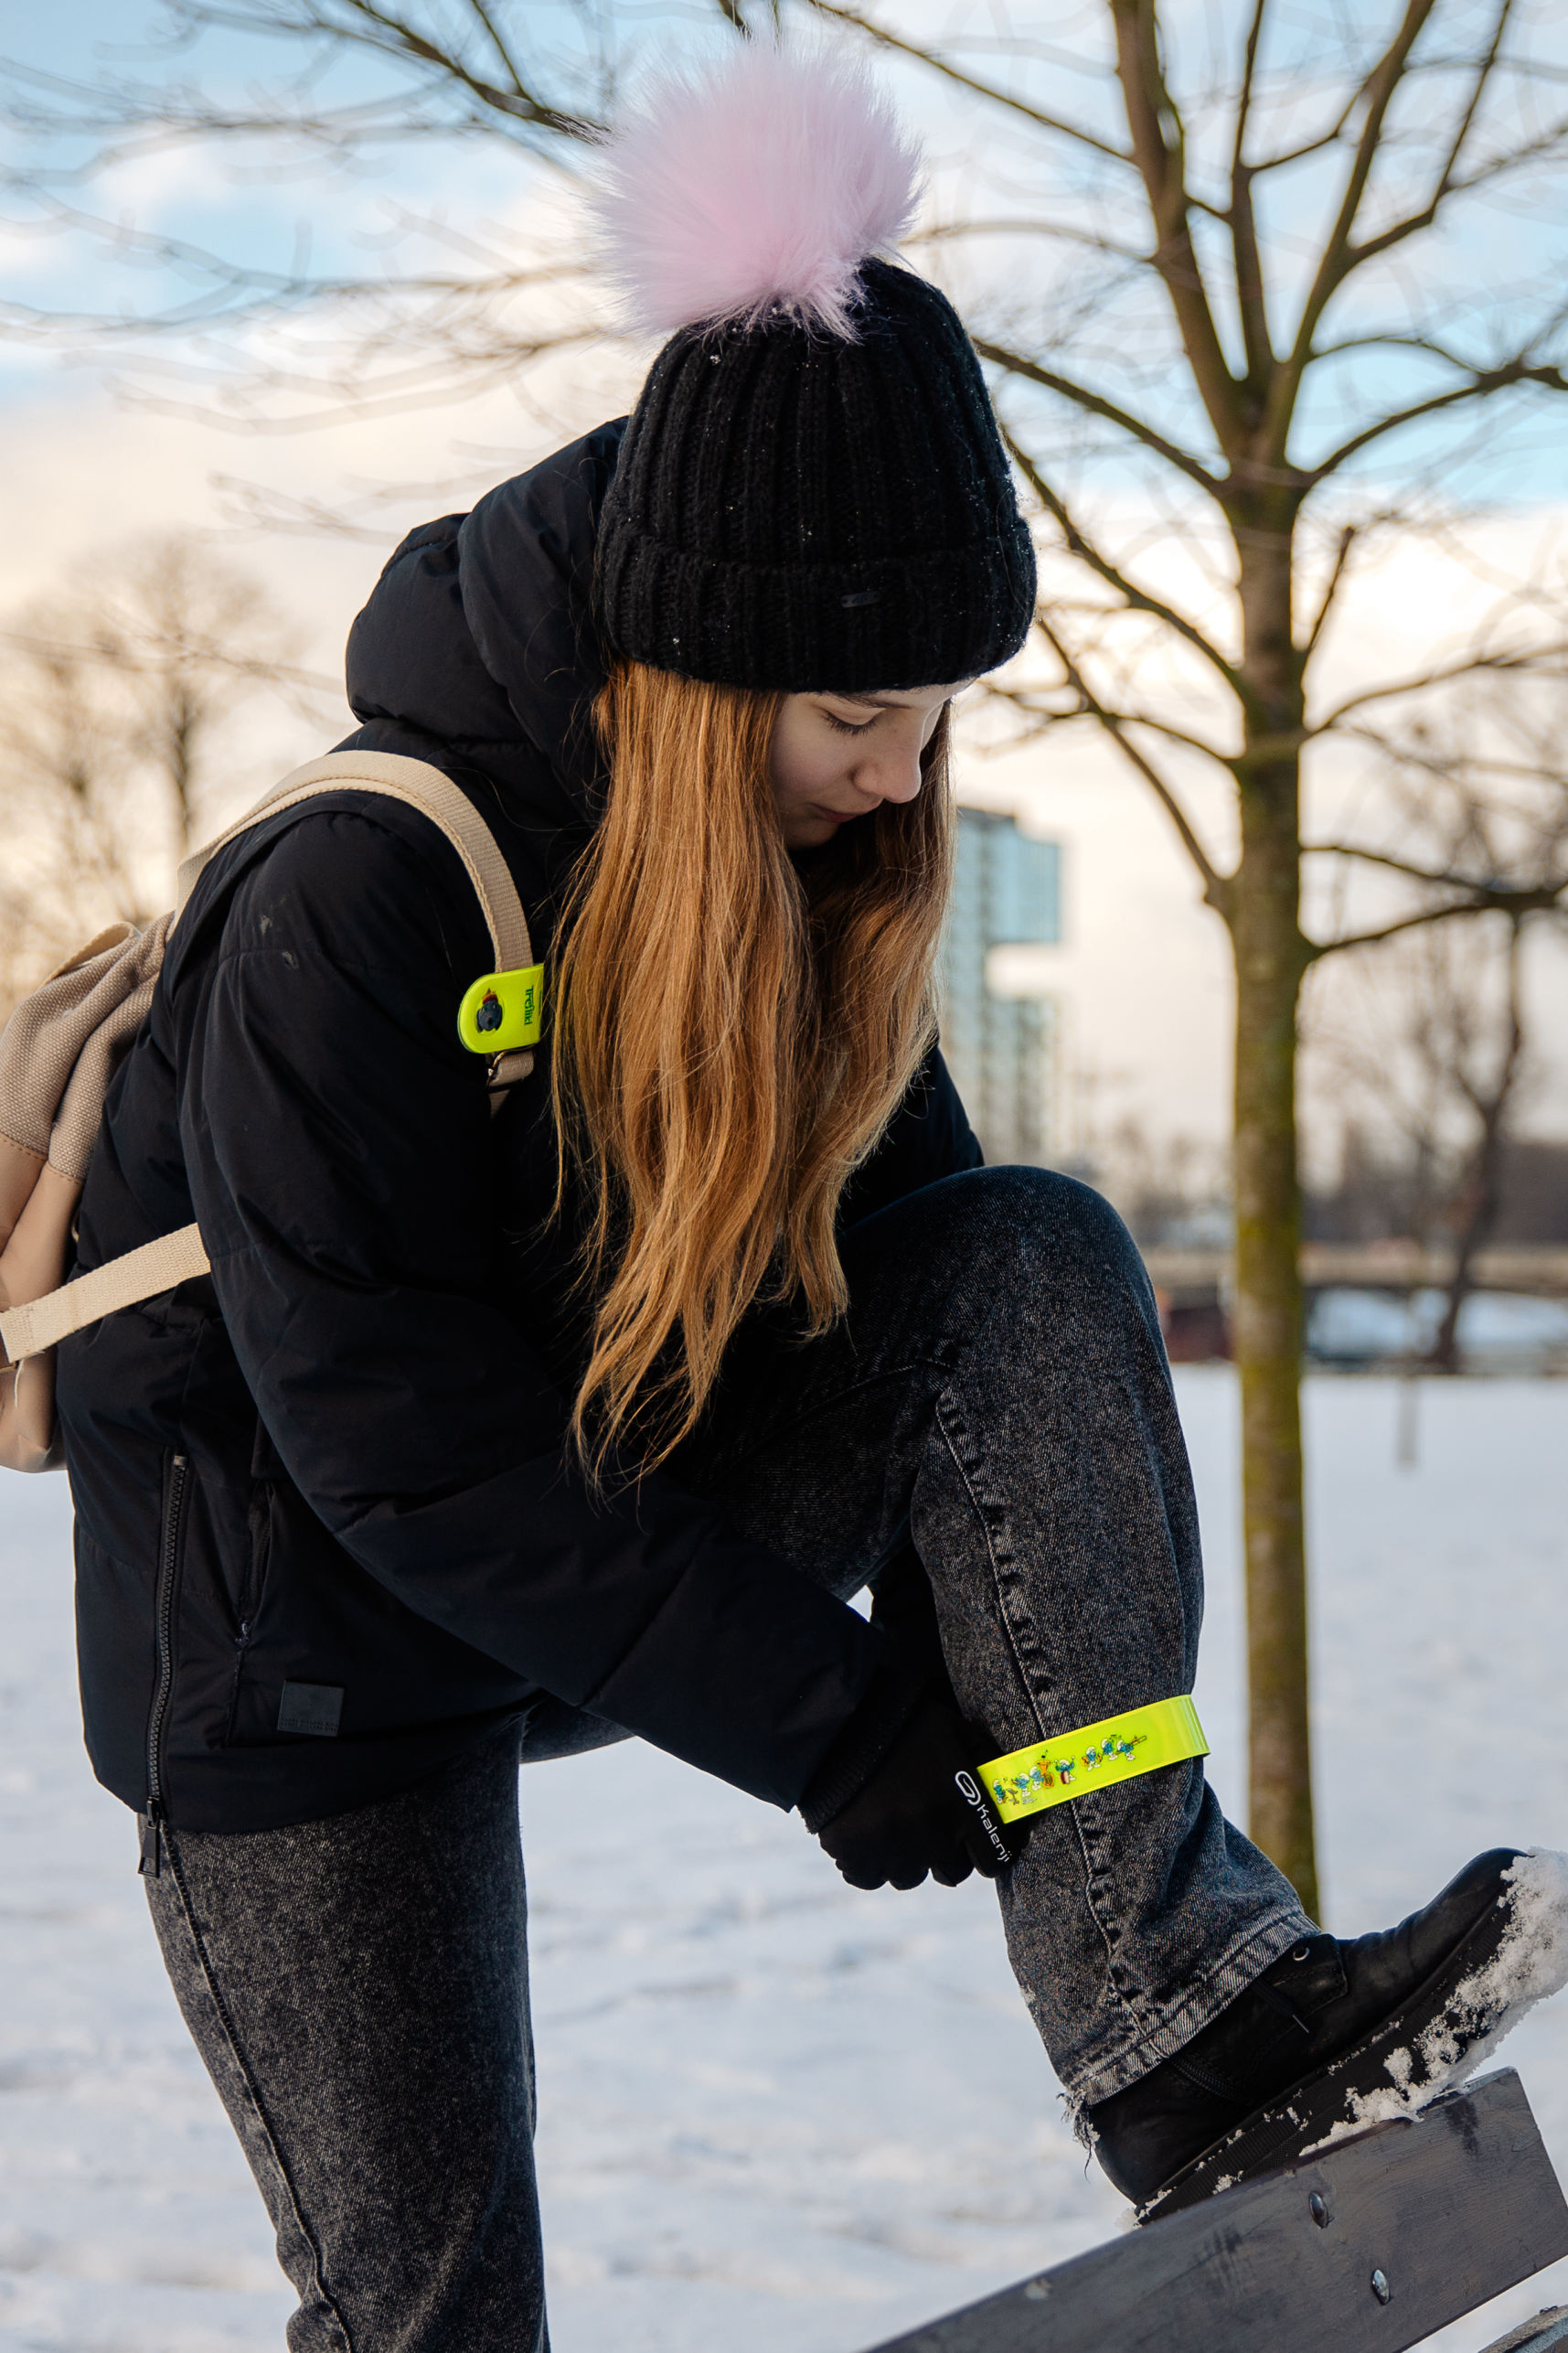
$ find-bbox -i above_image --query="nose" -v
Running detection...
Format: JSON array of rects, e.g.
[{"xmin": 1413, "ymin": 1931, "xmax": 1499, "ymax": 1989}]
[{"xmin": 855, "ymin": 736, "xmax": 924, "ymax": 808}]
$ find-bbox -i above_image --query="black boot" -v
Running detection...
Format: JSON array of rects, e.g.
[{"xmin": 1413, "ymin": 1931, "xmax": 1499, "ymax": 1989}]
[{"xmin": 1087, "ymin": 1847, "xmax": 1568, "ymax": 2217}]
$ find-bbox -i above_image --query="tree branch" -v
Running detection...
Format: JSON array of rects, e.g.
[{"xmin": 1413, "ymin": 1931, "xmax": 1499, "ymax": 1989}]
[
  {"xmin": 0, "ymin": 176, "xmax": 595, "ymax": 331},
  {"xmin": 1307, "ymin": 358, "xmax": 1568, "ymax": 484},
  {"xmin": 1428, "ymin": 0, "xmax": 1514, "ymax": 198},
  {"xmin": 1309, "ymin": 883, "xmax": 1564, "ymax": 961},
  {"xmin": 1336, "ymin": 12, "xmax": 1568, "ymax": 283},
  {"xmin": 1307, "ymin": 840, "xmax": 1568, "ymax": 897},
  {"xmin": 906, "ymin": 217, "xmax": 1150, "ymax": 265},
  {"xmin": 991, "ymin": 680, "xmax": 1238, "ymax": 771},
  {"xmin": 280, "ymin": 0, "xmax": 599, "ymax": 141},
  {"xmin": 1029, "ymin": 609, "xmax": 1232, "ymax": 910},
  {"xmin": 1228, "ymin": 0, "xmax": 1275, "ymax": 386},
  {"xmin": 1308, "ymin": 646, "xmax": 1568, "ymax": 736},
  {"xmin": 459, "ymin": 0, "xmax": 528, "ymax": 97},
  {"xmin": 975, "ymin": 338, "xmax": 1223, "ymax": 496},
  {"xmin": 1272, "ymin": 0, "xmax": 1437, "ymax": 455},
  {"xmin": 802, "ymin": 2, "xmax": 1136, "ymax": 166},
  {"xmin": 1000, "ymin": 424, "xmax": 1249, "ymax": 706},
  {"xmin": 1248, "ymin": 93, "xmax": 1361, "ymax": 177},
  {"xmin": 1299, "ymin": 525, "xmax": 1357, "ymax": 662},
  {"xmin": 1107, "ymin": 0, "xmax": 1243, "ymax": 451}
]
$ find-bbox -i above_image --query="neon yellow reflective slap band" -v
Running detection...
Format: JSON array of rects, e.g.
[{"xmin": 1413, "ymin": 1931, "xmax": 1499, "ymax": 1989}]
[
  {"xmin": 980, "ymin": 1696, "xmax": 1209, "ymax": 1824},
  {"xmin": 456, "ymin": 966, "xmax": 545, "ymax": 1055}
]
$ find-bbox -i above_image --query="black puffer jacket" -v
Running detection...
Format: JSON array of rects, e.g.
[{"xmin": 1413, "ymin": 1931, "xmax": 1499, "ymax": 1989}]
[{"xmin": 59, "ymin": 422, "xmax": 983, "ymax": 1835}]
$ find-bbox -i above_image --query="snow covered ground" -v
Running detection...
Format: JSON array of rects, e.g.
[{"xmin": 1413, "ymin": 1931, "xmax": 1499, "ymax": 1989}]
[{"xmin": 2, "ymin": 1369, "xmax": 1566, "ymax": 2353}]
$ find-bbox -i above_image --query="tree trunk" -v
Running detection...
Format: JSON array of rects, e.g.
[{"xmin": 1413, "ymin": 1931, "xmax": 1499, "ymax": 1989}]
[
  {"xmin": 1231, "ymin": 521, "xmax": 1320, "ymax": 1921},
  {"xmin": 1429, "ymin": 920, "xmax": 1524, "ymax": 1375}
]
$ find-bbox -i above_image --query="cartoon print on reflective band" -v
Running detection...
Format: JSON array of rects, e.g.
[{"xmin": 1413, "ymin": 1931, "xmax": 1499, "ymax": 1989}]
[{"xmin": 990, "ymin": 1730, "xmax": 1147, "ymax": 1812}]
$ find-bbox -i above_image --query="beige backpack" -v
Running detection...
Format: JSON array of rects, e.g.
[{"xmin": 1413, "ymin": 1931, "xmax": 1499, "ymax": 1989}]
[{"xmin": 0, "ymin": 752, "xmax": 540, "ymax": 1473}]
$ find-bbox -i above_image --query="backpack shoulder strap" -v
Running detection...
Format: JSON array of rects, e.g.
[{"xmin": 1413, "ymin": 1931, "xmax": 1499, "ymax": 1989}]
[
  {"xmin": 1, "ymin": 753, "xmax": 539, "ymax": 1373},
  {"xmin": 3, "ymin": 1221, "xmax": 212, "ymax": 1364},
  {"xmin": 176, "ymin": 750, "xmax": 535, "ymax": 980}
]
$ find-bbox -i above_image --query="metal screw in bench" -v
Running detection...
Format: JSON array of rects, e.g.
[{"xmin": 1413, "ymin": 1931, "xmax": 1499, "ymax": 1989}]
[
  {"xmin": 1309, "ymin": 2193, "xmax": 1330, "ymax": 2228},
  {"xmin": 1371, "ymin": 2269, "xmax": 1392, "ymax": 2305}
]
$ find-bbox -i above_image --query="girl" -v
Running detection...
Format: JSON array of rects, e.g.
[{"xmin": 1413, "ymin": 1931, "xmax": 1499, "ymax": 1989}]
[{"xmin": 56, "ymin": 47, "xmax": 1565, "ymax": 2351}]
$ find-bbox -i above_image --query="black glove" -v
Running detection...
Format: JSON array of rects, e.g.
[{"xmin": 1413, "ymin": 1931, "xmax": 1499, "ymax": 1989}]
[{"xmin": 802, "ymin": 1688, "xmax": 1012, "ymax": 1892}]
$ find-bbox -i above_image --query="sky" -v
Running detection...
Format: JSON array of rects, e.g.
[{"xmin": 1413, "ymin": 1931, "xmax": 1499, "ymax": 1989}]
[{"xmin": 3, "ymin": 0, "xmax": 1568, "ymax": 1164}]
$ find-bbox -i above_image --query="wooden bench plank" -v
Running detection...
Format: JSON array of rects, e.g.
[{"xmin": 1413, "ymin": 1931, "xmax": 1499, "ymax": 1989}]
[
  {"xmin": 860, "ymin": 2070, "xmax": 1568, "ymax": 2353},
  {"xmin": 1479, "ymin": 2310, "xmax": 1568, "ymax": 2353}
]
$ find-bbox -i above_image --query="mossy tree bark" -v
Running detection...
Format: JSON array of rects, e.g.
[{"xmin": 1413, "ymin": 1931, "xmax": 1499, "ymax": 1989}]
[
  {"xmin": 1231, "ymin": 850, "xmax": 1316, "ymax": 1913},
  {"xmin": 1228, "ymin": 508, "xmax": 1317, "ymax": 1912}
]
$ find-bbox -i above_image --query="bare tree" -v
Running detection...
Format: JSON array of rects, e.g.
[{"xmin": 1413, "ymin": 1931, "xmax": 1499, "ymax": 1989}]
[
  {"xmin": 1311, "ymin": 674, "xmax": 1568, "ymax": 1367},
  {"xmin": 0, "ymin": 536, "xmax": 325, "ymax": 1003},
  {"xmin": 1421, "ymin": 915, "xmax": 1528, "ymax": 1372},
  {"xmin": 0, "ymin": 618, "xmax": 142, "ymax": 940},
  {"xmin": 1315, "ymin": 917, "xmax": 1527, "ymax": 1354},
  {"xmin": 1429, "ymin": 913, "xmax": 1523, "ymax": 1374},
  {"xmin": 12, "ymin": 2, "xmax": 1568, "ymax": 1909}
]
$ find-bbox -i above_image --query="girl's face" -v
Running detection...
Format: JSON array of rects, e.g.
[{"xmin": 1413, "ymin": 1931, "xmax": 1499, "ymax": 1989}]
[{"xmin": 769, "ymin": 680, "xmax": 970, "ymax": 850}]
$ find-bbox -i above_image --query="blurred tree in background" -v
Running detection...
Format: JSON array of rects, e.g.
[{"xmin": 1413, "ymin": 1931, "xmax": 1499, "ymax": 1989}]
[
  {"xmin": 0, "ymin": 536, "xmax": 323, "ymax": 1003},
  {"xmin": 1308, "ymin": 701, "xmax": 1568, "ymax": 1371},
  {"xmin": 10, "ymin": 0, "xmax": 1568, "ymax": 1912}
]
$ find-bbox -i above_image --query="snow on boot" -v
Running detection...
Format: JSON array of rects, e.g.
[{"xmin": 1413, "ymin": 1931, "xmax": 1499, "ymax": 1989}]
[{"xmin": 1087, "ymin": 1847, "xmax": 1568, "ymax": 2218}]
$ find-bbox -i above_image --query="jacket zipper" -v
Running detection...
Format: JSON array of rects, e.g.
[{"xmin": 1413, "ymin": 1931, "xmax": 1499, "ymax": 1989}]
[{"xmin": 140, "ymin": 1452, "xmax": 190, "ymax": 1879}]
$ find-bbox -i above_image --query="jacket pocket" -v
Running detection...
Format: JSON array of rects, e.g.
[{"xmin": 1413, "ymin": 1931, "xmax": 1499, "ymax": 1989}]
[{"xmin": 221, "ymin": 1481, "xmax": 274, "ymax": 1748}]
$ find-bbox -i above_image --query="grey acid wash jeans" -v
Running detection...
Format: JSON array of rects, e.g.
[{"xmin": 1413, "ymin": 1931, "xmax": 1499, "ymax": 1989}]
[{"xmin": 144, "ymin": 1166, "xmax": 1312, "ymax": 2351}]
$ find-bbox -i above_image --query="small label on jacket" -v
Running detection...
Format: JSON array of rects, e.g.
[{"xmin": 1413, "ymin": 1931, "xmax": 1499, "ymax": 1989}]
[{"xmin": 277, "ymin": 1681, "xmax": 345, "ymax": 1738}]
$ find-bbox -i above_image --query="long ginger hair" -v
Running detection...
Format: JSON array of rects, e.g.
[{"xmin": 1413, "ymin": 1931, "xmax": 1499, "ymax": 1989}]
[{"xmin": 550, "ymin": 658, "xmax": 953, "ymax": 1474}]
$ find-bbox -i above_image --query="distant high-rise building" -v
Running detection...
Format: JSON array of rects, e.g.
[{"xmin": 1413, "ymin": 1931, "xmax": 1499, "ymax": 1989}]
[{"xmin": 938, "ymin": 809, "xmax": 1061, "ymax": 1165}]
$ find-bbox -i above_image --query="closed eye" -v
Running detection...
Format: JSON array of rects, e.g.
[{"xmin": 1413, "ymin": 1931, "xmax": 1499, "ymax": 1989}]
[{"xmin": 821, "ymin": 709, "xmax": 880, "ymax": 736}]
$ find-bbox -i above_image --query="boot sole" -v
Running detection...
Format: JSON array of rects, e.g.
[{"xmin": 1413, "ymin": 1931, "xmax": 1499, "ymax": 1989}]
[{"xmin": 1142, "ymin": 1849, "xmax": 1568, "ymax": 2221}]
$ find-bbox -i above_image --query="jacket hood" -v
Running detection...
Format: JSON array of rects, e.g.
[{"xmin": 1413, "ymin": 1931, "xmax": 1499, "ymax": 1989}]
[{"xmin": 344, "ymin": 419, "xmax": 627, "ymax": 832}]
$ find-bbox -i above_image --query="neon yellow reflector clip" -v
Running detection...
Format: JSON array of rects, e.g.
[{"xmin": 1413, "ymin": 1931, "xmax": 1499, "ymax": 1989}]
[
  {"xmin": 980, "ymin": 1696, "xmax": 1209, "ymax": 1824},
  {"xmin": 457, "ymin": 965, "xmax": 544, "ymax": 1055}
]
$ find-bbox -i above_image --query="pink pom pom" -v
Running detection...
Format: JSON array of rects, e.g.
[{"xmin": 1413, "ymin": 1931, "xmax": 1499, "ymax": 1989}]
[{"xmin": 592, "ymin": 44, "xmax": 922, "ymax": 341}]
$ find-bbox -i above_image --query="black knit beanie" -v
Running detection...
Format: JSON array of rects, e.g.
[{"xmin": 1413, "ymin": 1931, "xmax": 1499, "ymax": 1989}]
[{"xmin": 591, "ymin": 50, "xmax": 1037, "ymax": 693}]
